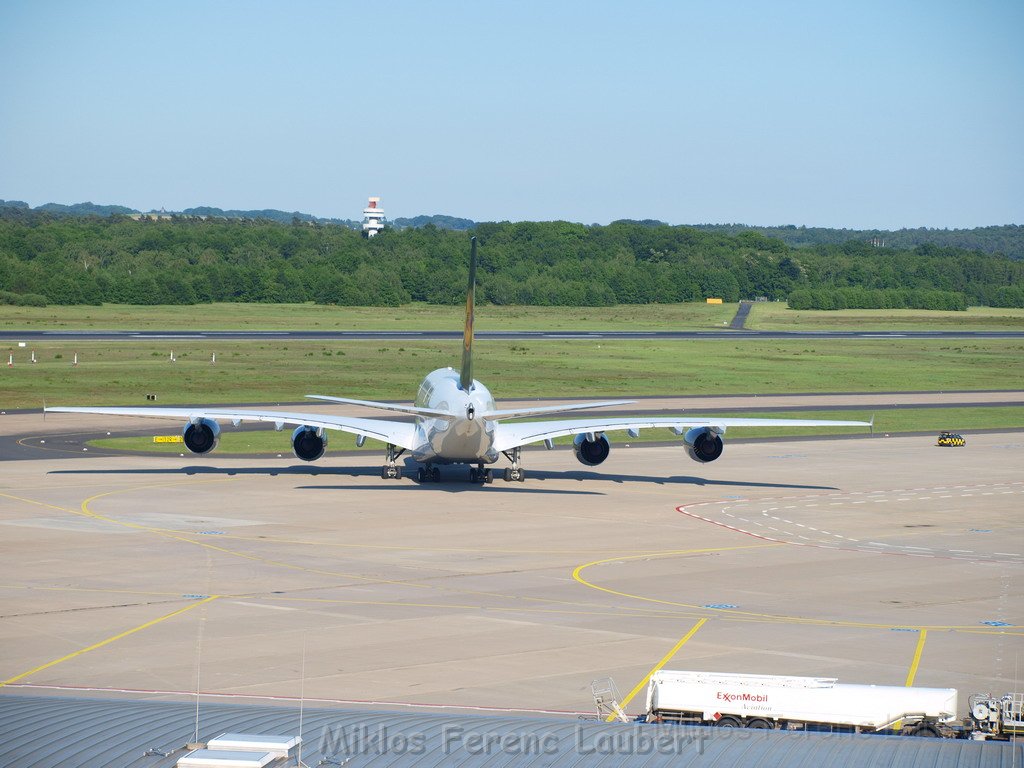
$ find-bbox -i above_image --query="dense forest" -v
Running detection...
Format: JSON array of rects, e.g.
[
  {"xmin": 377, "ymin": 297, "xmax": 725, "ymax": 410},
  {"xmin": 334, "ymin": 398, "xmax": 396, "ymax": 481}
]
[
  {"xmin": 687, "ymin": 223, "xmax": 1024, "ymax": 261},
  {"xmin": 3, "ymin": 200, "xmax": 1022, "ymax": 258},
  {"xmin": 0, "ymin": 215, "xmax": 1021, "ymax": 309}
]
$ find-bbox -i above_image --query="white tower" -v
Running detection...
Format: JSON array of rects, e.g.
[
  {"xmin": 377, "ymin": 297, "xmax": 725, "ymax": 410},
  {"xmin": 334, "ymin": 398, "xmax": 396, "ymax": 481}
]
[{"xmin": 362, "ymin": 196, "xmax": 386, "ymax": 237}]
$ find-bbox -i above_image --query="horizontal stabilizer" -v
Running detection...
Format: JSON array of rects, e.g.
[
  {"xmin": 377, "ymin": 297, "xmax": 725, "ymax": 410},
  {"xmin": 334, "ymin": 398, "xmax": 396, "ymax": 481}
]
[
  {"xmin": 305, "ymin": 395, "xmax": 454, "ymax": 418},
  {"xmin": 480, "ymin": 400, "xmax": 635, "ymax": 421}
]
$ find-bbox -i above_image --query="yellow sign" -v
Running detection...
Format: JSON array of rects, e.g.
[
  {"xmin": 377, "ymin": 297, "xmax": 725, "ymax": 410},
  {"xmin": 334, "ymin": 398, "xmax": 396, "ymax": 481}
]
[
  {"xmin": 153, "ymin": 435, "xmax": 184, "ymax": 444},
  {"xmin": 706, "ymin": 297, "xmax": 723, "ymax": 304}
]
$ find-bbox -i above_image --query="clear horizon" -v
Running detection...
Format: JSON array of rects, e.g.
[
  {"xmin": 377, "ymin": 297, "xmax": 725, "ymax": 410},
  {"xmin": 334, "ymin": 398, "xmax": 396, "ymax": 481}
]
[{"xmin": 2, "ymin": 0, "xmax": 1021, "ymax": 230}]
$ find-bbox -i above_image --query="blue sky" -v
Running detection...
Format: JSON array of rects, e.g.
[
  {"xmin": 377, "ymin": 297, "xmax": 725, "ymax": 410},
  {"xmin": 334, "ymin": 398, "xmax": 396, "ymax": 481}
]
[{"xmin": 1, "ymin": 0, "xmax": 1021, "ymax": 228}]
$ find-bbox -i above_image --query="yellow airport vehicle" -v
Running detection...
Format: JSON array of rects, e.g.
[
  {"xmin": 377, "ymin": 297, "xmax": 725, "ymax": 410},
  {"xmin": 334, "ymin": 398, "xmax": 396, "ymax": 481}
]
[{"xmin": 936, "ymin": 431, "xmax": 965, "ymax": 447}]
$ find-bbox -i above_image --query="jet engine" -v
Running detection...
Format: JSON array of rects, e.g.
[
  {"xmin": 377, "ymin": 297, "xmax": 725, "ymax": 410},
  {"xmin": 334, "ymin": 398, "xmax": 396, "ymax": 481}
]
[
  {"xmin": 683, "ymin": 427, "xmax": 724, "ymax": 463},
  {"xmin": 573, "ymin": 433, "xmax": 610, "ymax": 466},
  {"xmin": 292, "ymin": 425, "xmax": 327, "ymax": 462},
  {"xmin": 183, "ymin": 418, "xmax": 220, "ymax": 454}
]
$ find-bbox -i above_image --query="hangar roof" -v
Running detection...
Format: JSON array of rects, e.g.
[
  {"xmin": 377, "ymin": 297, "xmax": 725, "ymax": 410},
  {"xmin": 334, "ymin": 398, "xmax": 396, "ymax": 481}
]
[{"xmin": 1, "ymin": 694, "xmax": 1021, "ymax": 768}]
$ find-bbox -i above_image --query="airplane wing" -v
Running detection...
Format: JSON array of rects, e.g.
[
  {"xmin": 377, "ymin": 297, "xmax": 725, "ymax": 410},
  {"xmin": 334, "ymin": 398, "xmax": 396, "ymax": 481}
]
[
  {"xmin": 479, "ymin": 400, "xmax": 635, "ymax": 420},
  {"xmin": 44, "ymin": 406, "xmax": 419, "ymax": 449},
  {"xmin": 305, "ymin": 394, "xmax": 454, "ymax": 419},
  {"xmin": 492, "ymin": 416, "xmax": 871, "ymax": 452}
]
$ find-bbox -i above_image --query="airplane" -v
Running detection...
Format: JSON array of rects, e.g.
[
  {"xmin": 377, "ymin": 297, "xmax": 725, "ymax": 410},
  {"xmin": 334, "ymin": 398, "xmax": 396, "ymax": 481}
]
[{"xmin": 46, "ymin": 237, "xmax": 871, "ymax": 483}]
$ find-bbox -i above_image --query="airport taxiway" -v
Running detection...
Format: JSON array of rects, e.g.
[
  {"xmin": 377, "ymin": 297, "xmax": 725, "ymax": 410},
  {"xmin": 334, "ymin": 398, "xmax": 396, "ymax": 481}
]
[
  {"xmin": 0, "ymin": 424, "xmax": 1020, "ymax": 718},
  {"xmin": 2, "ymin": 328, "xmax": 1023, "ymax": 341}
]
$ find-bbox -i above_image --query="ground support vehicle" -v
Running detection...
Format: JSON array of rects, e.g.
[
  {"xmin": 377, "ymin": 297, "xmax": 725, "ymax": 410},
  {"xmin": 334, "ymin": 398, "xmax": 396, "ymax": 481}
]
[
  {"xmin": 593, "ymin": 671, "xmax": 1024, "ymax": 740},
  {"xmin": 937, "ymin": 431, "xmax": 966, "ymax": 446},
  {"xmin": 641, "ymin": 671, "xmax": 957, "ymax": 735},
  {"xmin": 968, "ymin": 692, "xmax": 1024, "ymax": 740}
]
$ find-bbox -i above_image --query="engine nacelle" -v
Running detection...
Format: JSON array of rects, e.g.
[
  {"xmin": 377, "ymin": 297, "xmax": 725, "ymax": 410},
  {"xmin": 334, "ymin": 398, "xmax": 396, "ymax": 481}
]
[
  {"xmin": 183, "ymin": 418, "xmax": 220, "ymax": 454},
  {"xmin": 292, "ymin": 425, "xmax": 327, "ymax": 462},
  {"xmin": 573, "ymin": 433, "xmax": 610, "ymax": 466},
  {"xmin": 684, "ymin": 427, "xmax": 724, "ymax": 463}
]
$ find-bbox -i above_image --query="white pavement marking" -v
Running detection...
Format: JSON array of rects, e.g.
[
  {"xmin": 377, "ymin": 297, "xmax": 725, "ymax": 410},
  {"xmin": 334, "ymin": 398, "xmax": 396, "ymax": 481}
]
[{"xmin": 680, "ymin": 483, "xmax": 1024, "ymax": 564}]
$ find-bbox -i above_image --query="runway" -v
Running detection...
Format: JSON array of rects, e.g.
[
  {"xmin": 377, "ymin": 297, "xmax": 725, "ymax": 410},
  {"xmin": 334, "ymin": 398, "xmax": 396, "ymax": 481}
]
[
  {"xmin": 2, "ymin": 328, "xmax": 1023, "ymax": 341},
  {"xmin": 0, "ymin": 422, "xmax": 1019, "ymax": 719}
]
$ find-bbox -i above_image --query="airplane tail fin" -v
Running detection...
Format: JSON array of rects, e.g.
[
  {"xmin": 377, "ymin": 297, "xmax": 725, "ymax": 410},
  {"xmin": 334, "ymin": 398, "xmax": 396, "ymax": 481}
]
[{"xmin": 460, "ymin": 236, "xmax": 477, "ymax": 391}]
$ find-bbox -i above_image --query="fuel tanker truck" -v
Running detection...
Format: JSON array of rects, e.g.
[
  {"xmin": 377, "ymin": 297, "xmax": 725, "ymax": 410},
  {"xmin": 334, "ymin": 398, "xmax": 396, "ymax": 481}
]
[{"xmin": 593, "ymin": 670, "xmax": 1022, "ymax": 739}]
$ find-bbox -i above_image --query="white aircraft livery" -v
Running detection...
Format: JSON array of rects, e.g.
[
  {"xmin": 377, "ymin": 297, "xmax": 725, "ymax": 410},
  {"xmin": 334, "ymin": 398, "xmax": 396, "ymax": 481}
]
[{"xmin": 47, "ymin": 238, "xmax": 870, "ymax": 483}]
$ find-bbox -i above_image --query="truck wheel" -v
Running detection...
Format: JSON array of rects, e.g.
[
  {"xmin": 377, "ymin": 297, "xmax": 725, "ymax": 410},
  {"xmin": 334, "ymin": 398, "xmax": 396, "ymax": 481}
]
[
  {"xmin": 911, "ymin": 724, "xmax": 940, "ymax": 737},
  {"xmin": 747, "ymin": 719, "xmax": 772, "ymax": 729},
  {"xmin": 715, "ymin": 716, "xmax": 741, "ymax": 728}
]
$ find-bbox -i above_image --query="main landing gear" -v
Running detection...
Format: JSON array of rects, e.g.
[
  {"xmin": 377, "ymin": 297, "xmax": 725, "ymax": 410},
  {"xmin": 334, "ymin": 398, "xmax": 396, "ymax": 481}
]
[
  {"xmin": 381, "ymin": 444, "xmax": 405, "ymax": 479},
  {"xmin": 500, "ymin": 448, "xmax": 525, "ymax": 483},
  {"xmin": 469, "ymin": 449, "xmax": 524, "ymax": 483},
  {"xmin": 469, "ymin": 465, "xmax": 494, "ymax": 484},
  {"xmin": 417, "ymin": 465, "xmax": 441, "ymax": 483},
  {"xmin": 384, "ymin": 447, "xmax": 527, "ymax": 484}
]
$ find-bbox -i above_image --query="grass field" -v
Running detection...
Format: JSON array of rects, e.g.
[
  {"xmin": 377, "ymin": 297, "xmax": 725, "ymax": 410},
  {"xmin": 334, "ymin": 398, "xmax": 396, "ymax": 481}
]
[
  {"xmin": 3, "ymin": 338, "xmax": 1022, "ymax": 411},
  {"xmin": 89, "ymin": 406, "xmax": 1024, "ymax": 455},
  {"xmin": 747, "ymin": 303, "xmax": 1024, "ymax": 330},
  {"xmin": 4, "ymin": 301, "xmax": 1024, "ymax": 332},
  {"xmin": 0, "ymin": 302, "xmax": 739, "ymax": 331}
]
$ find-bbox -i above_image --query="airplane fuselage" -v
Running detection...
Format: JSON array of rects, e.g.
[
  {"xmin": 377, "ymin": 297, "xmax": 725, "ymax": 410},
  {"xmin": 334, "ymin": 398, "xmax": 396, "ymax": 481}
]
[{"xmin": 412, "ymin": 367, "xmax": 498, "ymax": 464}]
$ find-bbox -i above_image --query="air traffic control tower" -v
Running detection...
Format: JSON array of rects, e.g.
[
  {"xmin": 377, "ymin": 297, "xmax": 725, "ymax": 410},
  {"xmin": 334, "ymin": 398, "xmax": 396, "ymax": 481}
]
[{"xmin": 361, "ymin": 196, "xmax": 385, "ymax": 237}]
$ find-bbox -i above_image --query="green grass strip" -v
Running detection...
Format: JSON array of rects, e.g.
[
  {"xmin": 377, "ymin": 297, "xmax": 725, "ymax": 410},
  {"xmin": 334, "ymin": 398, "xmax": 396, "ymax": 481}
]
[{"xmin": 7, "ymin": 338, "xmax": 1024, "ymax": 411}]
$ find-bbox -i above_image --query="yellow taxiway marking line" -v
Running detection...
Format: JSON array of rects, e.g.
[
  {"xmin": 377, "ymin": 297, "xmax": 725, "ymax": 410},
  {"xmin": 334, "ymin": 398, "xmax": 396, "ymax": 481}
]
[
  {"xmin": 0, "ymin": 489, "xmax": 700, "ymax": 617},
  {"xmin": 573, "ymin": 550, "xmax": 1016, "ymax": 632},
  {"xmin": 608, "ymin": 618, "xmax": 708, "ymax": 721},
  {"xmin": 0, "ymin": 583, "xmax": 697, "ymax": 621},
  {"xmin": 2, "ymin": 490, "xmax": 1017, "ymax": 632},
  {"xmin": 0, "ymin": 596, "xmax": 218, "ymax": 689},
  {"xmin": 248, "ymin": 593, "xmax": 707, "ymax": 620},
  {"xmin": 0, "ymin": 486, "xmax": 434, "ymax": 590},
  {"xmin": 905, "ymin": 629, "xmax": 928, "ymax": 687},
  {"xmin": 894, "ymin": 628, "xmax": 929, "ymax": 731},
  {"xmin": 1, "ymin": 583, "xmax": 1017, "ymax": 634},
  {"xmin": 154, "ymin": 529, "xmax": 677, "ymax": 556},
  {"xmin": 15, "ymin": 431, "xmax": 129, "ymax": 456}
]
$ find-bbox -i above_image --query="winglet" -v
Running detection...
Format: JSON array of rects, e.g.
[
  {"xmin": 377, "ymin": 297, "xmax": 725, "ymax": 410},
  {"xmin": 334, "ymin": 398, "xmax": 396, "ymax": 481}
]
[{"xmin": 459, "ymin": 236, "xmax": 477, "ymax": 391}]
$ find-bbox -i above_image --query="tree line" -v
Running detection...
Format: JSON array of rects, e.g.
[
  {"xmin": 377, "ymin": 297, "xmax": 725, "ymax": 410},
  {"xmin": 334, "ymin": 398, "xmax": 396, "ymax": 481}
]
[
  {"xmin": 0, "ymin": 215, "xmax": 1021, "ymax": 309},
  {"xmin": 685, "ymin": 223, "xmax": 1024, "ymax": 261}
]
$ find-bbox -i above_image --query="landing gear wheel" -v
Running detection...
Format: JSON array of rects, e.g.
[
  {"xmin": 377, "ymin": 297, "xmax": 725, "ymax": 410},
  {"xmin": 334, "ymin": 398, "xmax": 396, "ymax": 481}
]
[
  {"xmin": 470, "ymin": 468, "xmax": 478, "ymax": 482},
  {"xmin": 499, "ymin": 447, "xmax": 524, "ymax": 484},
  {"xmin": 381, "ymin": 467, "xmax": 388, "ymax": 479},
  {"xmin": 483, "ymin": 470, "xmax": 493, "ymax": 484},
  {"xmin": 431, "ymin": 467, "xmax": 440, "ymax": 482},
  {"xmin": 417, "ymin": 467, "xmax": 426, "ymax": 483}
]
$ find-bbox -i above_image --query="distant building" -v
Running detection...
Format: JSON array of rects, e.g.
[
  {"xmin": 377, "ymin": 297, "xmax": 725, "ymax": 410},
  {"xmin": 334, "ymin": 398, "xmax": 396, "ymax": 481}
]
[
  {"xmin": 129, "ymin": 208, "xmax": 175, "ymax": 221},
  {"xmin": 362, "ymin": 196, "xmax": 386, "ymax": 237}
]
